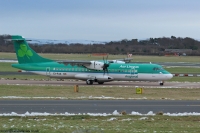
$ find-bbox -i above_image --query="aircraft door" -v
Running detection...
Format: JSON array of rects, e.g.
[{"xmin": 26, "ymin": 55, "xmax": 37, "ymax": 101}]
[
  {"xmin": 129, "ymin": 68, "xmax": 138, "ymax": 78},
  {"xmin": 46, "ymin": 67, "xmax": 50, "ymax": 76},
  {"xmin": 130, "ymin": 68, "xmax": 135, "ymax": 75}
]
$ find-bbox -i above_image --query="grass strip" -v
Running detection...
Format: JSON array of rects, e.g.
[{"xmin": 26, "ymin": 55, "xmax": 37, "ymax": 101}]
[
  {"xmin": 0, "ymin": 84, "xmax": 200, "ymax": 100},
  {"xmin": 0, "ymin": 115, "xmax": 200, "ymax": 133},
  {"xmin": 1, "ymin": 52, "xmax": 200, "ymax": 62}
]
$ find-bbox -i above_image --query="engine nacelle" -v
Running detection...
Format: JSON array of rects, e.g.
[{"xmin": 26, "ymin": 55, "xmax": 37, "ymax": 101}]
[{"xmin": 84, "ymin": 61, "xmax": 104, "ymax": 70}]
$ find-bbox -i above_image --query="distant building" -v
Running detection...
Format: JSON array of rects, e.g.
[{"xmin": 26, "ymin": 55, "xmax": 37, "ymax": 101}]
[{"xmin": 164, "ymin": 49, "xmax": 192, "ymax": 56}]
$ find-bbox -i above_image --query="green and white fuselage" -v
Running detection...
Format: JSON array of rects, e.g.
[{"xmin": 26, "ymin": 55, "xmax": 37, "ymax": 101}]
[
  {"xmin": 10, "ymin": 35, "xmax": 173, "ymax": 85},
  {"xmin": 12, "ymin": 62, "xmax": 172, "ymax": 81}
]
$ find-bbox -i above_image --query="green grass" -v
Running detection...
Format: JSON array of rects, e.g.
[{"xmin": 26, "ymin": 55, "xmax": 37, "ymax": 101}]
[
  {"xmin": 0, "ymin": 62, "xmax": 18, "ymax": 72},
  {"xmin": 0, "ymin": 115, "xmax": 200, "ymax": 133},
  {"xmin": 169, "ymin": 77, "xmax": 200, "ymax": 82},
  {"xmin": 1, "ymin": 52, "xmax": 200, "ymax": 62},
  {"xmin": 165, "ymin": 67, "xmax": 200, "ymax": 73},
  {"xmin": 0, "ymin": 52, "xmax": 16, "ymax": 59},
  {"xmin": 0, "ymin": 75, "xmax": 50, "ymax": 80},
  {"xmin": 134, "ymin": 55, "xmax": 200, "ymax": 63},
  {"xmin": 0, "ymin": 84, "xmax": 200, "ymax": 100}
]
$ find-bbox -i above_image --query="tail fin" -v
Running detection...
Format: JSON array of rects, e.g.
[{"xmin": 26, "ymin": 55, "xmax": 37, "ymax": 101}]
[{"xmin": 11, "ymin": 35, "xmax": 53, "ymax": 64}]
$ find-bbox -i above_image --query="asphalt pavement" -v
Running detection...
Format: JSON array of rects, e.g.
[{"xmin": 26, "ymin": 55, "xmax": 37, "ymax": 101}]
[{"xmin": 0, "ymin": 100, "xmax": 200, "ymax": 114}]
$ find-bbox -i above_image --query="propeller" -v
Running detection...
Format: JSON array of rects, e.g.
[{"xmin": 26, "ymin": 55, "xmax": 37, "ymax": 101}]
[{"xmin": 102, "ymin": 55, "xmax": 109, "ymax": 75}]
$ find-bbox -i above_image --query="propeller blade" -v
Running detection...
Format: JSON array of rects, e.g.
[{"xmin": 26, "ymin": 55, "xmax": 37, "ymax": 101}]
[
  {"xmin": 104, "ymin": 68, "xmax": 109, "ymax": 74},
  {"xmin": 102, "ymin": 55, "xmax": 110, "ymax": 75}
]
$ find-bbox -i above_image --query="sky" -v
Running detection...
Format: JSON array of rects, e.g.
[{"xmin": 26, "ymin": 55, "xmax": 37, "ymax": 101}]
[{"xmin": 1, "ymin": 0, "xmax": 200, "ymax": 41}]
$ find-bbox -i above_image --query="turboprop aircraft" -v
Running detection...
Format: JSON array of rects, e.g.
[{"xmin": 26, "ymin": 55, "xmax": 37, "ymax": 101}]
[{"xmin": 9, "ymin": 35, "xmax": 173, "ymax": 85}]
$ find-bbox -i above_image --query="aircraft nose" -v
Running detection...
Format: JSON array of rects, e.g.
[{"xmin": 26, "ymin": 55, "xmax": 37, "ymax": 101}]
[{"xmin": 167, "ymin": 74, "xmax": 173, "ymax": 79}]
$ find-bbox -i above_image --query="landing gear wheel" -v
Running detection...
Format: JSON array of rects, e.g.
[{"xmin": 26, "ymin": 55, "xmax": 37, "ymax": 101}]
[
  {"xmin": 86, "ymin": 80, "xmax": 93, "ymax": 85},
  {"xmin": 98, "ymin": 82, "xmax": 104, "ymax": 84},
  {"xmin": 159, "ymin": 81, "xmax": 164, "ymax": 86}
]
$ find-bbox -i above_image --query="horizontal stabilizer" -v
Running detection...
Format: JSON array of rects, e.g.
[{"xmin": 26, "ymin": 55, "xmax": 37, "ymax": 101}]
[{"xmin": 5, "ymin": 39, "xmax": 32, "ymax": 41}]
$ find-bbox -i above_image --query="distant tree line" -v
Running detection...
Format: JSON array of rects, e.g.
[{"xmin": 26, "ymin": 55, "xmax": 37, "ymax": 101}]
[{"xmin": 1, "ymin": 34, "xmax": 200, "ymax": 55}]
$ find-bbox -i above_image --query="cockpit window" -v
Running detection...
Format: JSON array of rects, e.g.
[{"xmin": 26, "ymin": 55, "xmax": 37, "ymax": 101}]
[{"xmin": 153, "ymin": 67, "xmax": 164, "ymax": 71}]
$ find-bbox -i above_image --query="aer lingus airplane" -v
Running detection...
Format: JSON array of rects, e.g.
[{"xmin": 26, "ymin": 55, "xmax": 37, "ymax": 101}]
[{"xmin": 9, "ymin": 35, "xmax": 173, "ymax": 85}]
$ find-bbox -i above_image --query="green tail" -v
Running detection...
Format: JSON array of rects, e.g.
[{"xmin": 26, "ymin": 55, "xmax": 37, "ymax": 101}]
[{"xmin": 11, "ymin": 35, "xmax": 53, "ymax": 64}]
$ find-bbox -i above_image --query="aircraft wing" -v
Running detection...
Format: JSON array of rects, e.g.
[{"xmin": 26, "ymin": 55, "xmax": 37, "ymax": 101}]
[
  {"xmin": 57, "ymin": 60, "xmax": 91, "ymax": 66},
  {"xmin": 57, "ymin": 60, "xmax": 105, "ymax": 70},
  {"xmin": 58, "ymin": 58, "xmax": 133, "ymax": 66}
]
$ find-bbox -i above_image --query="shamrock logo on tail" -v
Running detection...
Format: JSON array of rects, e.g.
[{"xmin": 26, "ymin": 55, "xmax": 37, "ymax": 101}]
[{"xmin": 17, "ymin": 44, "xmax": 33, "ymax": 59}]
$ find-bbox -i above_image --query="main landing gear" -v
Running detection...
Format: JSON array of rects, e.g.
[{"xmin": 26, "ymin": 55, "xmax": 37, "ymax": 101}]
[
  {"xmin": 86, "ymin": 80, "xmax": 104, "ymax": 85},
  {"xmin": 86, "ymin": 80, "xmax": 93, "ymax": 85},
  {"xmin": 159, "ymin": 81, "xmax": 164, "ymax": 86}
]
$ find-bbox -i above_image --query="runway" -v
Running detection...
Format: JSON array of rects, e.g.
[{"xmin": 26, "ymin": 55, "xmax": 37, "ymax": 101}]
[
  {"xmin": 0, "ymin": 79, "xmax": 200, "ymax": 88},
  {"xmin": 0, "ymin": 80, "xmax": 200, "ymax": 114},
  {"xmin": 0, "ymin": 100, "xmax": 200, "ymax": 114}
]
